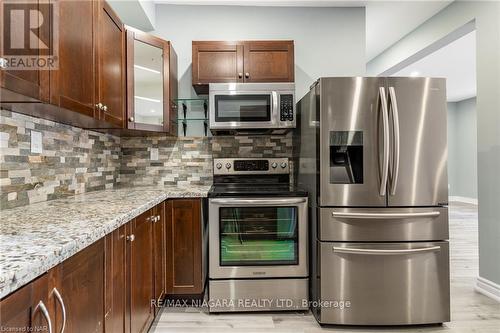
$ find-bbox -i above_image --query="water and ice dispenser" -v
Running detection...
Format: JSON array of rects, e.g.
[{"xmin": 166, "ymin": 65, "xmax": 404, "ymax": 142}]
[{"xmin": 329, "ymin": 131, "xmax": 363, "ymax": 184}]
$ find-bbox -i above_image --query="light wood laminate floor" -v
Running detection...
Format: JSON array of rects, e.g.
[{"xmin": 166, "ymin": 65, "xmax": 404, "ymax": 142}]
[{"xmin": 151, "ymin": 202, "xmax": 500, "ymax": 333}]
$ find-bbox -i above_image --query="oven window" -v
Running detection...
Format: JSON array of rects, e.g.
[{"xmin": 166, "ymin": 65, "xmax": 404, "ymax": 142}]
[
  {"xmin": 219, "ymin": 206, "xmax": 298, "ymax": 266},
  {"xmin": 215, "ymin": 95, "xmax": 271, "ymax": 122}
]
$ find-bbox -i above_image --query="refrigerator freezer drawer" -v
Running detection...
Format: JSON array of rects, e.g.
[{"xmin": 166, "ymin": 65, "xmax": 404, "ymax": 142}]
[
  {"xmin": 316, "ymin": 241, "xmax": 450, "ymax": 325},
  {"xmin": 320, "ymin": 207, "xmax": 449, "ymax": 241}
]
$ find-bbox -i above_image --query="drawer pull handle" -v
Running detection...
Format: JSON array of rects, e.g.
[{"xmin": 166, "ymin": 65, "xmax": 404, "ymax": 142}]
[
  {"xmin": 34, "ymin": 301, "xmax": 53, "ymax": 333},
  {"xmin": 331, "ymin": 211, "xmax": 440, "ymax": 219},
  {"xmin": 52, "ymin": 288, "xmax": 66, "ymax": 333},
  {"xmin": 333, "ymin": 246, "xmax": 441, "ymax": 255}
]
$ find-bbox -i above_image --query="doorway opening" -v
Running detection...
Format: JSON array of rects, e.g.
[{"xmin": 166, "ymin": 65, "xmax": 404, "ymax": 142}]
[{"xmin": 388, "ymin": 23, "xmax": 479, "ymax": 300}]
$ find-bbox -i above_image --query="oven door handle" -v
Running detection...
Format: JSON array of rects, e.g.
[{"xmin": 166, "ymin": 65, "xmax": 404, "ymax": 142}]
[{"xmin": 210, "ymin": 198, "xmax": 307, "ymax": 205}]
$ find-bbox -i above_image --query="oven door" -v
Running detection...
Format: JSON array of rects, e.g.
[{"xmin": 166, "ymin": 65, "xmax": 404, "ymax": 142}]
[
  {"xmin": 209, "ymin": 197, "xmax": 308, "ymax": 279},
  {"xmin": 209, "ymin": 91, "xmax": 278, "ymax": 130}
]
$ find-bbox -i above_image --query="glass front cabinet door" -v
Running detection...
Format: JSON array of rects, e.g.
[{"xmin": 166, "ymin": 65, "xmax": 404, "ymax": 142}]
[{"xmin": 126, "ymin": 27, "xmax": 178, "ymax": 134}]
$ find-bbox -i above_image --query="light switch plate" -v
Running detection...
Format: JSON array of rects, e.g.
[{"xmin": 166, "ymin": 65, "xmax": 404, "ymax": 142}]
[
  {"xmin": 31, "ymin": 131, "xmax": 42, "ymax": 154},
  {"xmin": 150, "ymin": 147, "xmax": 159, "ymax": 161}
]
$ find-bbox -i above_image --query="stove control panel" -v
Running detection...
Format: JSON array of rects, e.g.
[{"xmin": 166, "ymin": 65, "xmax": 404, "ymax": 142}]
[{"xmin": 213, "ymin": 158, "xmax": 289, "ymax": 175}]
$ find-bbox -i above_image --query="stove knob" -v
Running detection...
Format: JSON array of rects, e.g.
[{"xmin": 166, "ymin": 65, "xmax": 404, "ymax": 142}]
[
  {"xmin": 225, "ymin": 163, "xmax": 232, "ymax": 169},
  {"xmin": 271, "ymin": 162, "xmax": 278, "ymax": 169},
  {"xmin": 280, "ymin": 162, "xmax": 288, "ymax": 169},
  {"xmin": 216, "ymin": 163, "xmax": 222, "ymax": 169}
]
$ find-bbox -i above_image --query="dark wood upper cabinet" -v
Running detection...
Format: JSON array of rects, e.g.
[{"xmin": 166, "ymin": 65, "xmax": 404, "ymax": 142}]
[
  {"xmin": 0, "ymin": 274, "xmax": 51, "ymax": 333},
  {"xmin": 126, "ymin": 28, "xmax": 178, "ymax": 134},
  {"xmin": 49, "ymin": 0, "xmax": 97, "ymax": 118},
  {"xmin": 192, "ymin": 40, "xmax": 294, "ymax": 94},
  {"xmin": 96, "ymin": 0, "xmax": 125, "ymax": 128},
  {"xmin": 243, "ymin": 41, "xmax": 294, "ymax": 83},
  {"xmin": 192, "ymin": 41, "xmax": 244, "ymax": 94},
  {"xmin": 104, "ymin": 225, "xmax": 127, "ymax": 333},
  {"xmin": 0, "ymin": 0, "xmax": 50, "ymax": 103},
  {"xmin": 166, "ymin": 199, "xmax": 204, "ymax": 295},
  {"xmin": 1, "ymin": 0, "xmax": 125, "ymax": 129},
  {"xmin": 129, "ymin": 210, "xmax": 154, "ymax": 333}
]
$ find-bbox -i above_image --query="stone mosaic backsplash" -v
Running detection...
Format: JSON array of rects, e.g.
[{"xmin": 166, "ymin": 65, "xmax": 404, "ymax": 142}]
[
  {"xmin": 118, "ymin": 134, "xmax": 293, "ymax": 186},
  {"xmin": 0, "ymin": 110, "xmax": 121, "ymax": 209},
  {"xmin": 0, "ymin": 110, "xmax": 293, "ymax": 209}
]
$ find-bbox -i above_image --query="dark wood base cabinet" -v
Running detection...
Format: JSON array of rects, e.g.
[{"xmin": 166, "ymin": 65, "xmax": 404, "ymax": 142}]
[
  {"xmin": 166, "ymin": 199, "xmax": 205, "ymax": 295},
  {"xmin": 0, "ymin": 240, "xmax": 105, "ymax": 333},
  {"xmin": 0, "ymin": 198, "xmax": 203, "ymax": 333}
]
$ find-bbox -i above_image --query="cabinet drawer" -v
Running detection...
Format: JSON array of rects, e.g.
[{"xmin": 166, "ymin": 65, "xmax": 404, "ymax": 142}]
[
  {"xmin": 320, "ymin": 207, "xmax": 449, "ymax": 241},
  {"xmin": 318, "ymin": 241, "xmax": 450, "ymax": 325}
]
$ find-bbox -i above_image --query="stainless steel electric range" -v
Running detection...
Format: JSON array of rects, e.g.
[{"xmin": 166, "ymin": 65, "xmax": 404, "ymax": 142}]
[{"xmin": 208, "ymin": 158, "xmax": 308, "ymax": 312}]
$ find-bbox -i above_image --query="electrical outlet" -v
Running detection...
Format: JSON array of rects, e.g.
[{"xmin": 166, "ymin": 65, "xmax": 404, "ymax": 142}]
[
  {"xmin": 30, "ymin": 131, "xmax": 42, "ymax": 154},
  {"xmin": 150, "ymin": 147, "xmax": 159, "ymax": 161}
]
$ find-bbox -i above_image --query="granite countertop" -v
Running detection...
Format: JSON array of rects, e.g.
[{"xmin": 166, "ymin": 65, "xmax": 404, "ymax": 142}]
[{"xmin": 0, "ymin": 185, "xmax": 211, "ymax": 299}]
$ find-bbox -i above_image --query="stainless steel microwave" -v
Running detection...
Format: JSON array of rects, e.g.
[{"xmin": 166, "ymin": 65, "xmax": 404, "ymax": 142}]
[{"xmin": 209, "ymin": 83, "xmax": 296, "ymax": 134}]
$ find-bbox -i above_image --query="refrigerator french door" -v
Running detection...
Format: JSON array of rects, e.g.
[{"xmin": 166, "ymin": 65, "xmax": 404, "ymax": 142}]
[
  {"xmin": 300, "ymin": 77, "xmax": 450, "ymax": 325},
  {"xmin": 319, "ymin": 77, "xmax": 448, "ymax": 207}
]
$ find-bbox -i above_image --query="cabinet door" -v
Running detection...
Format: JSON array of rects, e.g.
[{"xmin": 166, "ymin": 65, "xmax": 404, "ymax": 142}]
[
  {"xmin": 0, "ymin": 275, "xmax": 51, "ymax": 332},
  {"xmin": 59, "ymin": 239, "xmax": 104, "ymax": 333},
  {"xmin": 243, "ymin": 41, "xmax": 294, "ymax": 83},
  {"xmin": 96, "ymin": 0, "xmax": 125, "ymax": 127},
  {"xmin": 104, "ymin": 225, "xmax": 126, "ymax": 333},
  {"xmin": 126, "ymin": 29, "xmax": 171, "ymax": 133},
  {"xmin": 153, "ymin": 202, "xmax": 166, "ymax": 312},
  {"xmin": 0, "ymin": 0, "xmax": 50, "ymax": 102},
  {"xmin": 129, "ymin": 210, "xmax": 154, "ymax": 333},
  {"xmin": 49, "ymin": 0, "xmax": 96, "ymax": 118},
  {"xmin": 166, "ymin": 199, "xmax": 202, "ymax": 295},
  {"xmin": 192, "ymin": 41, "xmax": 243, "ymax": 92}
]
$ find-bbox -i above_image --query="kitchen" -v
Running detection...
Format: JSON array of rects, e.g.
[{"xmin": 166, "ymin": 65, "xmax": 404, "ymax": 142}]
[{"xmin": 1, "ymin": 1, "xmax": 499, "ymax": 333}]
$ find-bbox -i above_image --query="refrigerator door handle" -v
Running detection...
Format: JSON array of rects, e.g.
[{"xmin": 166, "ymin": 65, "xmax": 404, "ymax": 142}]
[
  {"xmin": 379, "ymin": 87, "xmax": 390, "ymax": 196},
  {"xmin": 388, "ymin": 86, "xmax": 400, "ymax": 196},
  {"xmin": 333, "ymin": 246, "xmax": 441, "ymax": 255},
  {"xmin": 331, "ymin": 211, "xmax": 441, "ymax": 219}
]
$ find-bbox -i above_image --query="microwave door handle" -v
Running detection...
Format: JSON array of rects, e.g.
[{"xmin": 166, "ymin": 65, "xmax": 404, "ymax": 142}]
[{"xmin": 272, "ymin": 91, "xmax": 279, "ymax": 124}]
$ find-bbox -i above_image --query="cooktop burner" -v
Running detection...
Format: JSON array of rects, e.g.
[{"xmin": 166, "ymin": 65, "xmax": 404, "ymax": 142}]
[{"xmin": 209, "ymin": 158, "xmax": 307, "ymax": 198}]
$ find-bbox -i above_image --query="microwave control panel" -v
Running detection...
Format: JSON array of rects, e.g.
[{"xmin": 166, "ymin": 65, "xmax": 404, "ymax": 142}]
[{"xmin": 280, "ymin": 94, "xmax": 294, "ymax": 121}]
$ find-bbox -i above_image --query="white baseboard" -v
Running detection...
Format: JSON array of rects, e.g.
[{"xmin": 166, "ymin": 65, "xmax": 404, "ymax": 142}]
[
  {"xmin": 475, "ymin": 276, "xmax": 500, "ymax": 302},
  {"xmin": 449, "ymin": 196, "xmax": 478, "ymax": 205}
]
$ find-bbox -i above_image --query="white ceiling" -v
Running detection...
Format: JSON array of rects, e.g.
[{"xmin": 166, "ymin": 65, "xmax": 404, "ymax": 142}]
[
  {"xmin": 394, "ymin": 31, "xmax": 476, "ymax": 102},
  {"xmin": 153, "ymin": 0, "xmax": 452, "ymax": 61}
]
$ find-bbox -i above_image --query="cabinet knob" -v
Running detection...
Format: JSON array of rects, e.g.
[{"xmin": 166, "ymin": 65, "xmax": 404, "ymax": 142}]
[
  {"xmin": 129, "ymin": 117, "xmax": 135, "ymax": 122},
  {"xmin": 245, "ymin": 72, "xmax": 250, "ymax": 78},
  {"xmin": 102, "ymin": 105, "xmax": 108, "ymax": 112},
  {"xmin": 238, "ymin": 72, "xmax": 243, "ymax": 79},
  {"xmin": 96, "ymin": 103, "xmax": 103, "ymax": 110},
  {"xmin": 126, "ymin": 234, "xmax": 135, "ymax": 242}
]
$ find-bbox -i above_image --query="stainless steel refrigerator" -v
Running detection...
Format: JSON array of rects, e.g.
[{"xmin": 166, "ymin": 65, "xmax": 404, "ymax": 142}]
[{"xmin": 296, "ymin": 77, "xmax": 450, "ymax": 325}]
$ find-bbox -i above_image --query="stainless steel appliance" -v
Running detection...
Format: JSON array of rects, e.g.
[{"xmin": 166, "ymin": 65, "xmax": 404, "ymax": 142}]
[
  {"xmin": 209, "ymin": 83, "xmax": 295, "ymax": 134},
  {"xmin": 297, "ymin": 77, "xmax": 450, "ymax": 325},
  {"xmin": 208, "ymin": 158, "xmax": 308, "ymax": 312}
]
